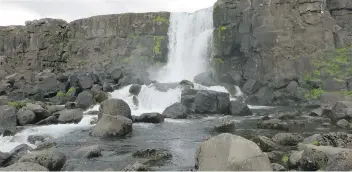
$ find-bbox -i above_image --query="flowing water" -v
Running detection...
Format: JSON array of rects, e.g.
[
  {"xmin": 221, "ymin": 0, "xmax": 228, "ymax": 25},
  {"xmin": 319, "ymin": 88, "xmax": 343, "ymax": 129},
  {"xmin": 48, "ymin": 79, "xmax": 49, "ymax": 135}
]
[{"xmin": 0, "ymin": 7, "xmax": 337, "ymax": 171}]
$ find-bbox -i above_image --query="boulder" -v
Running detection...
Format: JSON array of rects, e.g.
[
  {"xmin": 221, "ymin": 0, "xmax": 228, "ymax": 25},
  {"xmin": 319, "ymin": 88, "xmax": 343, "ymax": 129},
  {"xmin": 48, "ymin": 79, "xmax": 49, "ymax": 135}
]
[
  {"xmin": 75, "ymin": 91, "xmax": 94, "ymax": 109},
  {"xmin": 93, "ymin": 91, "xmax": 108, "ymax": 103},
  {"xmin": 252, "ymin": 136, "xmax": 282, "ymax": 152},
  {"xmin": 0, "ymin": 162, "xmax": 48, "ymax": 171},
  {"xmin": 16, "ymin": 109, "xmax": 36, "ymax": 126},
  {"xmin": 153, "ymin": 82, "xmax": 178, "ymax": 92},
  {"xmin": 68, "ymin": 72, "xmax": 94, "ymax": 89},
  {"xmin": 242, "ymin": 79, "xmax": 259, "ymax": 94},
  {"xmin": 132, "ymin": 96, "xmax": 139, "ymax": 107},
  {"xmin": 214, "ymin": 120, "xmax": 235, "ymax": 133},
  {"xmin": 309, "ymin": 108, "xmax": 323, "ymax": 117},
  {"xmin": 134, "ymin": 113, "xmax": 164, "ymax": 124},
  {"xmin": 0, "ymin": 152, "xmax": 10, "ymax": 167},
  {"xmin": 35, "ymin": 141, "xmax": 57, "ymax": 151},
  {"xmin": 257, "ymin": 119, "xmax": 289, "ymax": 131},
  {"xmin": 123, "ymin": 161, "xmax": 149, "ymax": 171},
  {"xmin": 36, "ymin": 116, "xmax": 58, "ymax": 126},
  {"xmin": 34, "ymin": 74, "xmax": 60, "ymax": 98},
  {"xmin": 303, "ymin": 132, "xmax": 352, "ymax": 148},
  {"xmin": 27, "ymin": 135, "xmax": 47, "ymax": 145},
  {"xmin": 65, "ymin": 102, "xmax": 76, "ymax": 109},
  {"xmin": 73, "ymin": 145, "xmax": 102, "ymax": 159},
  {"xmin": 91, "ymin": 114, "xmax": 132, "ymax": 137},
  {"xmin": 109, "ymin": 68, "xmax": 123, "ymax": 83},
  {"xmin": 194, "ymin": 72, "xmax": 217, "ymax": 86},
  {"xmin": 25, "ymin": 103, "xmax": 51, "ymax": 121},
  {"xmin": 3, "ymin": 144, "xmax": 32, "ymax": 166},
  {"xmin": 180, "ymin": 89, "xmax": 198, "ymax": 111},
  {"xmin": 266, "ymin": 151, "xmax": 285, "ymax": 164},
  {"xmin": 90, "ymin": 117, "xmax": 98, "ymax": 125},
  {"xmin": 193, "ymin": 90, "xmax": 230, "ymax": 114},
  {"xmin": 56, "ymin": 109, "xmax": 83, "ymax": 124},
  {"xmin": 129, "ymin": 84, "xmax": 142, "ymax": 96},
  {"xmin": 325, "ymin": 150, "xmax": 352, "ymax": 171},
  {"xmin": 99, "ymin": 99, "xmax": 132, "ymax": 120},
  {"xmin": 179, "ymin": 80, "xmax": 194, "ymax": 90},
  {"xmin": 271, "ymin": 163, "xmax": 286, "ymax": 171},
  {"xmin": 102, "ymin": 80, "xmax": 114, "ymax": 92},
  {"xmin": 336, "ymin": 119, "xmax": 349, "ymax": 128},
  {"xmin": 229, "ymin": 100, "xmax": 252, "ymax": 116},
  {"xmin": 90, "ymin": 84, "xmax": 103, "ymax": 93},
  {"xmin": 272, "ymin": 133, "xmax": 304, "ymax": 146},
  {"xmin": 0, "ymin": 105, "xmax": 17, "ymax": 136},
  {"xmin": 327, "ymin": 101, "xmax": 352, "ymax": 122},
  {"xmin": 288, "ymin": 150, "xmax": 303, "ymax": 169},
  {"xmin": 195, "ymin": 133, "xmax": 272, "ymax": 170},
  {"xmin": 47, "ymin": 105, "xmax": 65, "ymax": 114},
  {"xmin": 132, "ymin": 148, "xmax": 172, "ymax": 165},
  {"xmin": 18, "ymin": 150, "xmax": 66, "ymax": 171},
  {"xmin": 162, "ymin": 102, "xmax": 188, "ymax": 119}
]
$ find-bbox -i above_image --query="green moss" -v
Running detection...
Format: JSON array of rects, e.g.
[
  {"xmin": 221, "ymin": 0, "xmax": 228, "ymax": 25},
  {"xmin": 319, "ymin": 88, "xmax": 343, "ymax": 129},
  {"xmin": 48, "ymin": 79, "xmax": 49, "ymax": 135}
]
[
  {"xmin": 282, "ymin": 155, "xmax": 289, "ymax": 163},
  {"xmin": 66, "ymin": 87, "xmax": 76, "ymax": 96},
  {"xmin": 56, "ymin": 90, "xmax": 65, "ymax": 97},
  {"xmin": 155, "ymin": 16, "xmax": 168, "ymax": 24},
  {"xmin": 129, "ymin": 33, "xmax": 137, "ymax": 39},
  {"xmin": 153, "ymin": 36, "xmax": 165, "ymax": 57},
  {"xmin": 217, "ymin": 26, "xmax": 227, "ymax": 41},
  {"xmin": 212, "ymin": 58, "xmax": 224, "ymax": 65},
  {"xmin": 8, "ymin": 100, "xmax": 29, "ymax": 109},
  {"xmin": 305, "ymin": 88, "xmax": 325, "ymax": 99},
  {"xmin": 312, "ymin": 140, "xmax": 320, "ymax": 146}
]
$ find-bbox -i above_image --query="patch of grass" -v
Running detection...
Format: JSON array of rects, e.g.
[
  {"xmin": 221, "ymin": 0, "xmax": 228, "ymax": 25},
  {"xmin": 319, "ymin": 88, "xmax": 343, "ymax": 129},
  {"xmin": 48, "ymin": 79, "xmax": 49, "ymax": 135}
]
[
  {"xmin": 8, "ymin": 100, "xmax": 29, "ymax": 109},
  {"xmin": 153, "ymin": 36, "xmax": 165, "ymax": 57},
  {"xmin": 129, "ymin": 33, "xmax": 137, "ymax": 39},
  {"xmin": 312, "ymin": 140, "xmax": 320, "ymax": 146},
  {"xmin": 155, "ymin": 16, "xmax": 168, "ymax": 24},
  {"xmin": 56, "ymin": 90, "xmax": 65, "ymax": 97},
  {"xmin": 282, "ymin": 154, "xmax": 289, "ymax": 163},
  {"xmin": 217, "ymin": 25, "xmax": 227, "ymax": 41},
  {"xmin": 66, "ymin": 87, "xmax": 76, "ymax": 97},
  {"xmin": 305, "ymin": 88, "xmax": 325, "ymax": 99},
  {"xmin": 212, "ymin": 58, "xmax": 224, "ymax": 65}
]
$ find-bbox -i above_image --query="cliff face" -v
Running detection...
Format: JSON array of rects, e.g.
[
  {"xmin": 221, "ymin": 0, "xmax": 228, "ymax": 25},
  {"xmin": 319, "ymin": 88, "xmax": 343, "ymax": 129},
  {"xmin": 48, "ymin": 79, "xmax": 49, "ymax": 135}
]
[
  {"xmin": 0, "ymin": 12, "xmax": 170, "ymax": 78},
  {"xmin": 213, "ymin": 0, "xmax": 352, "ymax": 105}
]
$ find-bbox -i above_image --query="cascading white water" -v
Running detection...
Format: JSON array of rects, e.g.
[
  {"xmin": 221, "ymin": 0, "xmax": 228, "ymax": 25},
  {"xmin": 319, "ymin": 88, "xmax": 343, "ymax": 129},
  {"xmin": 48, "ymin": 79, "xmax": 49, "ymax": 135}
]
[{"xmin": 155, "ymin": 7, "xmax": 214, "ymax": 82}]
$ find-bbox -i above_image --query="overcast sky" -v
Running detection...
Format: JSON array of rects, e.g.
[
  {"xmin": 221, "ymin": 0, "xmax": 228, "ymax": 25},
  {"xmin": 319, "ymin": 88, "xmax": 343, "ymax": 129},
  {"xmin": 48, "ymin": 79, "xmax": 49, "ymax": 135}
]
[{"xmin": 0, "ymin": 0, "xmax": 217, "ymax": 26}]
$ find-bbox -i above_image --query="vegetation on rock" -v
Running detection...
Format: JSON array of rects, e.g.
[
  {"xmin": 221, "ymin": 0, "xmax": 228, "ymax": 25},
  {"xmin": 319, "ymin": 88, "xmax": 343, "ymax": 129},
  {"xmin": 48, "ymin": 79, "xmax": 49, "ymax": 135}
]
[{"xmin": 8, "ymin": 100, "xmax": 30, "ymax": 109}]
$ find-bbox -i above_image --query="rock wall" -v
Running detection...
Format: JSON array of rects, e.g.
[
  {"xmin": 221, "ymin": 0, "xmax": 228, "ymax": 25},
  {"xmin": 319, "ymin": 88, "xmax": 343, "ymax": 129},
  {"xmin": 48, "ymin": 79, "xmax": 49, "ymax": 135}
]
[
  {"xmin": 213, "ymin": 0, "xmax": 352, "ymax": 105},
  {"xmin": 0, "ymin": 12, "xmax": 170, "ymax": 78}
]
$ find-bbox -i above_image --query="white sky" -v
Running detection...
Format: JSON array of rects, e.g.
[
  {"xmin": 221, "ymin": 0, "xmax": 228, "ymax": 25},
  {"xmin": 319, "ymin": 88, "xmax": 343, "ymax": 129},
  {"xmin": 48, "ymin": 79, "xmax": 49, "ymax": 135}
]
[{"xmin": 0, "ymin": 0, "xmax": 217, "ymax": 26}]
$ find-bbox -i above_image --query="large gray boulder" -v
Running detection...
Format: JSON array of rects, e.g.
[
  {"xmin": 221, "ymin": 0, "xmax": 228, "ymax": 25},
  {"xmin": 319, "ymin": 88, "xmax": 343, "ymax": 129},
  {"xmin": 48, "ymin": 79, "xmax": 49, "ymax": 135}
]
[
  {"xmin": 3, "ymin": 144, "xmax": 32, "ymax": 166},
  {"xmin": 0, "ymin": 162, "xmax": 48, "ymax": 171},
  {"xmin": 325, "ymin": 150, "xmax": 352, "ymax": 171},
  {"xmin": 195, "ymin": 133, "xmax": 272, "ymax": 170},
  {"xmin": 326, "ymin": 101, "xmax": 352, "ymax": 122},
  {"xmin": 134, "ymin": 113, "xmax": 164, "ymax": 124},
  {"xmin": 73, "ymin": 145, "xmax": 102, "ymax": 159},
  {"xmin": 303, "ymin": 132, "xmax": 352, "ymax": 148},
  {"xmin": 99, "ymin": 99, "xmax": 132, "ymax": 120},
  {"xmin": 193, "ymin": 90, "xmax": 230, "ymax": 114},
  {"xmin": 91, "ymin": 114, "xmax": 132, "ymax": 137},
  {"xmin": 75, "ymin": 91, "xmax": 94, "ymax": 109},
  {"xmin": 18, "ymin": 150, "xmax": 66, "ymax": 171},
  {"xmin": 0, "ymin": 105, "xmax": 17, "ymax": 135},
  {"xmin": 272, "ymin": 133, "xmax": 304, "ymax": 146},
  {"xmin": 0, "ymin": 152, "xmax": 10, "ymax": 167},
  {"xmin": 229, "ymin": 100, "xmax": 252, "ymax": 116},
  {"xmin": 36, "ymin": 116, "xmax": 58, "ymax": 126},
  {"xmin": 162, "ymin": 102, "xmax": 188, "ymax": 119},
  {"xmin": 252, "ymin": 136, "xmax": 282, "ymax": 152},
  {"xmin": 56, "ymin": 109, "xmax": 83, "ymax": 124},
  {"xmin": 25, "ymin": 103, "xmax": 51, "ymax": 121},
  {"xmin": 193, "ymin": 72, "xmax": 217, "ymax": 87},
  {"xmin": 17, "ymin": 109, "xmax": 36, "ymax": 126},
  {"xmin": 68, "ymin": 72, "xmax": 94, "ymax": 89}
]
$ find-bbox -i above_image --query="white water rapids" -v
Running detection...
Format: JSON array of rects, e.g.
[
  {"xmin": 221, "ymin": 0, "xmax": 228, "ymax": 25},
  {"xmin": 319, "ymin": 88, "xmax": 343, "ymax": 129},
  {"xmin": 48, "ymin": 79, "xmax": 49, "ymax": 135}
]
[{"xmin": 0, "ymin": 8, "xmax": 273, "ymax": 153}]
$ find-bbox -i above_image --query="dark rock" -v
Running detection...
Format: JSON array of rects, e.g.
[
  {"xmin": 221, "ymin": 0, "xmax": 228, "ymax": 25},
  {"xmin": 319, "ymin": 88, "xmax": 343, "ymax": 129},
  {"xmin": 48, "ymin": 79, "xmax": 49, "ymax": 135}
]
[
  {"xmin": 57, "ymin": 72, "xmax": 71, "ymax": 83},
  {"xmin": 195, "ymin": 133, "xmax": 272, "ymax": 170},
  {"xmin": 123, "ymin": 161, "xmax": 149, "ymax": 171},
  {"xmin": 194, "ymin": 90, "xmax": 230, "ymax": 114},
  {"xmin": 252, "ymin": 136, "xmax": 282, "ymax": 152},
  {"xmin": 102, "ymin": 80, "xmax": 114, "ymax": 92},
  {"xmin": 27, "ymin": 135, "xmax": 46, "ymax": 145},
  {"xmin": 90, "ymin": 117, "xmax": 98, "ymax": 124},
  {"xmin": 73, "ymin": 145, "xmax": 102, "ymax": 159},
  {"xmin": 99, "ymin": 99, "xmax": 132, "ymax": 120},
  {"xmin": 65, "ymin": 102, "xmax": 76, "ymax": 109},
  {"xmin": 35, "ymin": 141, "xmax": 57, "ymax": 151},
  {"xmin": 0, "ymin": 105, "xmax": 17, "ymax": 136},
  {"xmin": 214, "ymin": 120, "xmax": 235, "ymax": 133},
  {"xmin": 219, "ymin": 72, "xmax": 243, "ymax": 86},
  {"xmin": 246, "ymin": 87, "xmax": 274, "ymax": 105},
  {"xmin": 56, "ymin": 109, "xmax": 84, "ymax": 124},
  {"xmin": 328, "ymin": 101, "xmax": 352, "ymax": 122},
  {"xmin": 304, "ymin": 132, "xmax": 352, "ymax": 148},
  {"xmin": 272, "ymin": 163, "xmax": 286, "ymax": 171},
  {"xmin": 3, "ymin": 144, "xmax": 32, "ymax": 166},
  {"xmin": 132, "ymin": 148, "xmax": 172, "ymax": 165},
  {"xmin": 162, "ymin": 102, "xmax": 188, "ymax": 119},
  {"xmin": 91, "ymin": 114, "xmax": 132, "ymax": 137},
  {"xmin": 179, "ymin": 80, "xmax": 194, "ymax": 89},
  {"xmin": 336, "ymin": 119, "xmax": 349, "ymax": 128},
  {"xmin": 0, "ymin": 152, "xmax": 10, "ymax": 167},
  {"xmin": 25, "ymin": 103, "xmax": 51, "ymax": 122},
  {"xmin": 68, "ymin": 72, "xmax": 94, "ymax": 89},
  {"xmin": 266, "ymin": 151, "xmax": 285, "ymax": 164},
  {"xmin": 153, "ymin": 82, "xmax": 178, "ymax": 92},
  {"xmin": 19, "ymin": 150, "xmax": 66, "ymax": 171},
  {"xmin": 309, "ymin": 108, "xmax": 323, "ymax": 117},
  {"xmin": 90, "ymin": 84, "xmax": 102, "ymax": 93},
  {"xmin": 75, "ymin": 91, "xmax": 94, "ymax": 109},
  {"xmin": 17, "ymin": 109, "xmax": 36, "ymax": 126},
  {"xmin": 229, "ymin": 100, "xmax": 252, "ymax": 116},
  {"xmin": 194, "ymin": 72, "xmax": 217, "ymax": 86},
  {"xmin": 277, "ymin": 111, "xmax": 300, "ymax": 120},
  {"xmin": 109, "ymin": 68, "xmax": 123, "ymax": 83},
  {"xmin": 34, "ymin": 73, "xmax": 60, "ymax": 98},
  {"xmin": 47, "ymin": 105, "xmax": 65, "ymax": 114},
  {"xmin": 257, "ymin": 119, "xmax": 289, "ymax": 131},
  {"xmin": 94, "ymin": 91, "xmax": 108, "ymax": 103},
  {"xmin": 180, "ymin": 89, "xmax": 198, "ymax": 112},
  {"xmin": 272, "ymin": 133, "xmax": 304, "ymax": 146},
  {"xmin": 129, "ymin": 84, "xmax": 142, "ymax": 96},
  {"xmin": 262, "ymin": 115, "xmax": 271, "ymax": 120},
  {"xmin": 0, "ymin": 162, "xmax": 48, "ymax": 171},
  {"xmin": 135, "ymin": 113, "xmax": 164, "ymax": 124},
  {"xmin": 36, "ymin": 116, "xmax": 58, "ymax": 126}
]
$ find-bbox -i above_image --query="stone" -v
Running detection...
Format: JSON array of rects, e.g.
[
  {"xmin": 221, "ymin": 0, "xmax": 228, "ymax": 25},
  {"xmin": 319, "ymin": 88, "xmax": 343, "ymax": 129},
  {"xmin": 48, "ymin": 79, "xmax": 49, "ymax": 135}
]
[
  {"xmin": 336, "ymin": 119, "xmax": 349, "ymax": 128},
  {"xmin": 272, "ymin": 133, "xmax": 304, "ymax": 146},
  {"xmin": 252, "ymin": 136, "xmax": 282, "ymax": 152},
  {"xmin": 99, "ymin": 99, "xmax": 132, "ymax": 120},
  {"xmin": 0, "ymin": 105, "xmax": 17, "ymax": 136},
  {"xmin": 325, "ymin": 150, "xmax": 352, "ymax": 171},
  {"xmin": 91, "ymin": 114, "xmax": 132, "ymax": 137},
  {"xmin": 109, "ymin": 68, "xmax": 123, "ymax": 83},
  {"xmin": 93, "ymin": 91, "xmax": 108, "ymax": 103},
  {"xmin": 229, "ymin": 100, "xmax": 252, "ymax": 116},
  {"xmin": 75, "ymin": 91, "xmax": 94, "ymax": 109},
  {"xmin": 3, "ymin": 144, "xmax": 32, "ymax": 166},
  {"xmin": 162, "ymin": 102, "xmax": 188, "ymax": 119},
  {"xmin": 0, "ymin": 152, "xmax": 10, "ymax": 167},
  {"xmin": 266, "ymin": 151, "xmax": 285, "ymax": 164},
  {"xmin": 132, "ymin": 148, "xmax": 172, "ymax": 165},
  {"xmin": 90, "ymin": 84, "xmax": 103, "ymax": 93},
  {"xmin": 103, "ymin": 80, "xmax": 114, "ymax": 92},
  {"xmin": 193, "ymin": 90, "xmax": 230, "ymax": 114},
  {"xmin": 328, "ymin": 101, "xmax": 352, "ymax": 122},
  {"xmin": 27, "ymin": 135, "xmax": 47, "ymax": 145},
  {"xmin": 56, "ymin": 109, "xmax": 84, "ymax": 124},
  {"xmin": 25, "ymin": 103, "xmax": 51, "ymax": 121},
  {"xmin": 214, "ymin": 120, "xmax": 235, "ymax": 133},
  {"xmin": 19, "ymin": 150, "xmax": 66, "ymax": 171},
  {"xmin": 134, "ymin": 113, "xmax": 164, "ymax": 124},
  {"xmin": 65, "ymin": 102, "xmax": 76, "ymax": 109},
  {"xmin": 257, "ymin": 119, "xmax": 289, "ymax": 131},
  {"xmin": 195, "ymin": 133, "xmax": 272, "ymax": 171},
  {"xmin": 36, "ymin": 116, "xmax": 58, "ymax": 125},
  {"xmin": 68, "ymin": 72, "xmax": 94, "ymax": 89},
  {"xmin": 193, "ymin": 72, "xmax": 217, "ymax": 86},
  {"xmin": 305, "ymin": 132, "xmax": 352, "ymax": 148},
  {"xmin": 242, "ymin": 79, "xmax": 259, "ymax": 94},
  {"xmin": 272, "ymin": 163, "xmax": 286, "ymax": 171},
  {"xmin": 123, "ymin": 161, "xmax": 149, "ymax": 171},
  {"xmin": 73, "ymin": 145, "xmax": 102, "ymax": 159},
  {"xmin": 0, "ymin": 162, "xmax": 48, "ymax": 171},
  {"xmin": 179, "ymin": 80, "xmax": 194, "ymax": 89},
  {"xmin": 16, "ymin": 109, "xmax": 36, "ymax": 126},
  {"xmin": 129, "ymin": 84, "xmax": 142, "ymax": 96},
  {"xmin": 288, "ymin": 150, "xmax": 303, "ymax": 169},
  {"xmin": 47, "ymin": 105, "xmax": 65, "ymax": 114},
  {"xmin": 0, "ymin": 96, "xmax": 9, "ymax": 106},
  {"xmin": 309, "ymin": 108, "xmax": 323, "ymax": 117}
]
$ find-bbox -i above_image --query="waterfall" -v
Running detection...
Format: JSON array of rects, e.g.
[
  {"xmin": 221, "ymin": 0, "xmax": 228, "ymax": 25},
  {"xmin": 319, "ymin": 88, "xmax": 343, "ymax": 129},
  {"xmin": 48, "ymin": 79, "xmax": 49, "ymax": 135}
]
[{"xmin": 155, "ymin": 7, "xmax": 214, "ymax": 82}]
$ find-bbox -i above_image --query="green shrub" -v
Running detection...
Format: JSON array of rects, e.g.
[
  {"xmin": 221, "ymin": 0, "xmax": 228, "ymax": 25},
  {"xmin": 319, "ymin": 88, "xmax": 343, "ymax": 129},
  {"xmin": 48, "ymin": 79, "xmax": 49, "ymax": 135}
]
[
  {"xmin": 305, "ymin": 88, "xmax": 325, "ymax": 99},
  {"xmin": 66, "ymin": 87, "xmax": 76, "ymax": 96},
  {"xmin": 312, "ymin": 140, "xmax": 320, "ymax": 146},
  {"xmin": 8, "ymin": 100, "xmax": 28, "ymax": 109},
  {"xmin": 282, "ymin": 154, "xmax": 289, "ymax": 163},
  {"xmin": 56, "ymin": 90, "xmax": 65, "ymax": 97}
]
